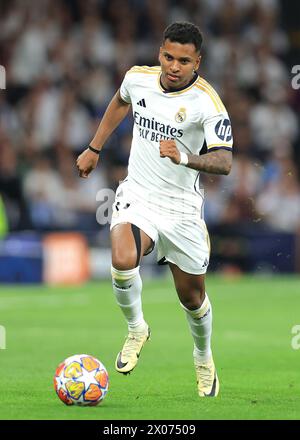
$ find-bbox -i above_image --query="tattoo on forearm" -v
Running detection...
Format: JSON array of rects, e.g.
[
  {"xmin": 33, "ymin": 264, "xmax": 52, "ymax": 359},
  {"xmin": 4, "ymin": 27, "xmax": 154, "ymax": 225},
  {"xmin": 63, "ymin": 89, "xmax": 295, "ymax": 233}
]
[{"xmin": 186, "ymin": 150, "xmax": 232, "ymax": 175}]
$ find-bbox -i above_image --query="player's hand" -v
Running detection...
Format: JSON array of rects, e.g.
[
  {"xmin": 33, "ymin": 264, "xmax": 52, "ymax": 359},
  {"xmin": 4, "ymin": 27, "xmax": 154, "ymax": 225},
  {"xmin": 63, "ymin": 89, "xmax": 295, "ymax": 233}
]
[
  {"xmin": 76, "ymin": 148, "xmax": 99, "ymax": 178},
  {"xmin": 159, "ymin": 140, "xmax": 181, "ymax": 164}
]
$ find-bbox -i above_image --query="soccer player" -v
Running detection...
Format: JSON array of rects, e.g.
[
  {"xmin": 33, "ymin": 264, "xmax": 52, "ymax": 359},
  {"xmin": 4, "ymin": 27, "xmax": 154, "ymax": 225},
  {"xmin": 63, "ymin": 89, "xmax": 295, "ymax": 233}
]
[{"xmin": 76, "ymin": 22, "xmax": 233, "ymax": 397}]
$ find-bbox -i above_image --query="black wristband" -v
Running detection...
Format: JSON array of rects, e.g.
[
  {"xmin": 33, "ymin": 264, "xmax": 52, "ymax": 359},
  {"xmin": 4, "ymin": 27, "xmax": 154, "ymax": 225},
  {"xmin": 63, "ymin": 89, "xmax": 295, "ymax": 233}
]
[{"xmin": 88, "ymin": 145, "xmax": 101, "ymax": 155}]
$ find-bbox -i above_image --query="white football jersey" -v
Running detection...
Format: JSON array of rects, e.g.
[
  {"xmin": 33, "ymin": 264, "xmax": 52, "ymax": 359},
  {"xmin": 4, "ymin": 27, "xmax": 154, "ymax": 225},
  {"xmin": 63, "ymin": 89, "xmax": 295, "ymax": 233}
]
[{"xmin": 119, "ymin": 65, "xmax": 233, "ymax": 217}]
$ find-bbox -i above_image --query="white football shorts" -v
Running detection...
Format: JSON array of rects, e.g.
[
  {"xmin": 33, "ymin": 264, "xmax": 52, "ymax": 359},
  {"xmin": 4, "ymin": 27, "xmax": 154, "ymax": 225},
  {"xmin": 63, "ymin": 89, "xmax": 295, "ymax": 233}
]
[{"xmin": 110, "ymin": 180, "xmax": 210, "ymax": 275}]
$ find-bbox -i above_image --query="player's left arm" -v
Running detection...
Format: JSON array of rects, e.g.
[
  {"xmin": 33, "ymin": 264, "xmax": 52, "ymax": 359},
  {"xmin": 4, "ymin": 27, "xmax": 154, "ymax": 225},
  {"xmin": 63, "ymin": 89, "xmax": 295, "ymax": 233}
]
[
  {"xmin": 160, "ymin": 98, "xmax": 233, "ymax": 175},
  {"xmin": 159, "ymin": 140, "xmax": 232, "ymax": 175},
  {"xmin": 185, "ymin": 148, "xmax": 232, "ymax": 175}
]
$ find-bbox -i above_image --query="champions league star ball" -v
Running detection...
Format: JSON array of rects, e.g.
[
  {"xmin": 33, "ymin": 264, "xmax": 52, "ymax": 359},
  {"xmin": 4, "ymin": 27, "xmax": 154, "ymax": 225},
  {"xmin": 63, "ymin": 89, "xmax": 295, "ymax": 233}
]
[{"xmin": 54, "ymin": 354, "xmax": 109, "ymax": 406}]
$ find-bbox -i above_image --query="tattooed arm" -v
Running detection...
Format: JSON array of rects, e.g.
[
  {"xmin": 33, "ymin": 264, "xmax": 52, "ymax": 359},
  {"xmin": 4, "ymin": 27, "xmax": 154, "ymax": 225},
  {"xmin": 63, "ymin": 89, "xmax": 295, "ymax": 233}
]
[
  {"xmin": 185, "ymin": 149, "xmax": 232, "ymax": 175},
  {"xmin": 159, "ymin": 140, "xmax": 232, "ymax": 175}
]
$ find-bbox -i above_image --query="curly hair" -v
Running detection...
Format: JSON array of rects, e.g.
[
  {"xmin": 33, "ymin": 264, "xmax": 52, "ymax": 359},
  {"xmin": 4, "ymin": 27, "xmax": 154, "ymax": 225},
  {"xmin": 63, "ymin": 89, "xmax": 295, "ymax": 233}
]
[{"xmin": 163, "ymin": 22, "xmax": 203, "ymax": 53}]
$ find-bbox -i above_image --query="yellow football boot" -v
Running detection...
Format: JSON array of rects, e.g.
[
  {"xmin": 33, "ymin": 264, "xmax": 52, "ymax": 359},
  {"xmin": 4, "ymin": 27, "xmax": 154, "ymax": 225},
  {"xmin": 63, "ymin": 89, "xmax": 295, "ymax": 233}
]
[
  {"xmin": 115, "ymin": 325, "xmax": 151, "ymax": 374},
  {"xmin": 194, "ymin": 357, "xmax": 219, "ymax": 397}
]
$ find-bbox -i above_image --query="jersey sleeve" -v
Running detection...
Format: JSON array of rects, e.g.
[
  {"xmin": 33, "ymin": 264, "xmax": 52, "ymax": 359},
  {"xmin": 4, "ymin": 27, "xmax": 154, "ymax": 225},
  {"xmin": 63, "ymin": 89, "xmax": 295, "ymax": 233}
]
[
  {"xmin": 200, "ymin": 89, "xmax": 233, "ymax": 152},
  {"xmin": 119, "ymin": 71, "xmax": 132, "ymax": 104}
]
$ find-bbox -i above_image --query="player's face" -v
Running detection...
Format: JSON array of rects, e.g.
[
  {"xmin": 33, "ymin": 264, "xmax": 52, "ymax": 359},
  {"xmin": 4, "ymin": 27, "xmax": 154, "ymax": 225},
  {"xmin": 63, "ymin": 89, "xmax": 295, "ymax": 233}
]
[{"xmin": 159, "ymin": 39, "xmax": 201, "ymax": 90}]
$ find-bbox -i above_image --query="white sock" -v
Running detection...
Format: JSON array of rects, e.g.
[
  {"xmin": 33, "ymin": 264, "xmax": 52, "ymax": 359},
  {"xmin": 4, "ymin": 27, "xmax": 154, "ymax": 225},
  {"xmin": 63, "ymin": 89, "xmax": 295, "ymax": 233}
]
[
  {"xmin": 181, "ymin": 293, "xmax": 212, "ymax": 363},
  {"xmin": 111, "ymin": 266, "xmax": 147, "ymax": 333}
]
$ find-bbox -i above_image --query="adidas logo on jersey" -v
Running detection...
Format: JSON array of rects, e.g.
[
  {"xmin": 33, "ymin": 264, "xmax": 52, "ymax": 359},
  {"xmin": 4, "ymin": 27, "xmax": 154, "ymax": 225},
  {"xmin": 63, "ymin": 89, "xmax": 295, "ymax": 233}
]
[{"xmin": 137, "ymin": 98, "xmax": 146, "ymax": 107}]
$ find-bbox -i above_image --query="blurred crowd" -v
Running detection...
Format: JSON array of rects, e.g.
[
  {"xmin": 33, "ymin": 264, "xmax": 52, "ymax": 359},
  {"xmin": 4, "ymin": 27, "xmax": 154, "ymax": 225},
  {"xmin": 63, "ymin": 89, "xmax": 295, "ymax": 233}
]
[{"xmin": 0, "ymin": 0, "xmax": 300, "ymax": 235}]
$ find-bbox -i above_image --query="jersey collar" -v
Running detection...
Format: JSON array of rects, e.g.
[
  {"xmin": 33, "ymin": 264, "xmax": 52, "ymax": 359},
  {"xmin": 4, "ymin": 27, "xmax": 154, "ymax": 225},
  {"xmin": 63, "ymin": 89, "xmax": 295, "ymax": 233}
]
[{"xmin": 158, "ymin": 72, "xmax": 199, "ymax": 95}]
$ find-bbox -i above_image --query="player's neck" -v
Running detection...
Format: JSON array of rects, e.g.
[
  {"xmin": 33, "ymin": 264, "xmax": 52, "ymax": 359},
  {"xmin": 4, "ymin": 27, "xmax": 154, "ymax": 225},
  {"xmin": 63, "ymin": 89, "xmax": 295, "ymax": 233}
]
[{"xmin": 160, "ymin": 72, "xmax": 198, "ymax": 93}]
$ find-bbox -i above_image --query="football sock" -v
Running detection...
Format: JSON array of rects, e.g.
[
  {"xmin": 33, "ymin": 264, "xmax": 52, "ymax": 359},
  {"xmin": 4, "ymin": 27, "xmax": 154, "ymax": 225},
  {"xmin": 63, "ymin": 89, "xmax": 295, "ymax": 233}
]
[
  {"xmin": 111, "ymin": 266, "xmax": 147, "ymax": 333},
  {"xmin": 180, "ymin": 293, "xmax": 212, "ymax": 363}
]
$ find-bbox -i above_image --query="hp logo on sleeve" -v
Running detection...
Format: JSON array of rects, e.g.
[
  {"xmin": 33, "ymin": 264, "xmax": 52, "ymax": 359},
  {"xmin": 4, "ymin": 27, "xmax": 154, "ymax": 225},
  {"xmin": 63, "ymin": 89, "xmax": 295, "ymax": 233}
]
[{"xmin": 215, "ymin": 119, "xmax": 232, "ymax": 142}]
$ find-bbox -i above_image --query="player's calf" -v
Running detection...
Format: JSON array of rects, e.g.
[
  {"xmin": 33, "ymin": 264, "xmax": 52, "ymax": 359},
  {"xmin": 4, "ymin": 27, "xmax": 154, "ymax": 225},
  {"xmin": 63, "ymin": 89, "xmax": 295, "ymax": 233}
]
[{"xmin": 111, "ymin": 265, "xmax": 150, "ymax": 374}]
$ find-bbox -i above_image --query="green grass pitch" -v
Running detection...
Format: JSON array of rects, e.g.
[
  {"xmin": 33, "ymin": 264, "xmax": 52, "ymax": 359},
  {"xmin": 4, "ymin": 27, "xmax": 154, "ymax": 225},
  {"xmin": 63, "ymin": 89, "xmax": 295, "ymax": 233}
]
[{"xmin": 0, "ymin": 275, "xmax": 299, "ymax": 420}]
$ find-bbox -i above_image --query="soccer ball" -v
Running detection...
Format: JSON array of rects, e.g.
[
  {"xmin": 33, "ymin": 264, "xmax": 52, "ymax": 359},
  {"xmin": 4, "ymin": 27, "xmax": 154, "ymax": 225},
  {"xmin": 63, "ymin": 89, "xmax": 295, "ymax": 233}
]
[{"xmin": 54, "ymin": 354, "xmax": 109, "ymax": 406}]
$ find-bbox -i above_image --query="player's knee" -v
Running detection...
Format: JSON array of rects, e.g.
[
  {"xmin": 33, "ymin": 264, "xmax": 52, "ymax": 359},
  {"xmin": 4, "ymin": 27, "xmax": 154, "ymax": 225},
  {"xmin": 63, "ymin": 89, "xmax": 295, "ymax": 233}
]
[
  {"xmin": 112, "ymin": 250, "xmax": 138, "ymax": 271},
  {"xmin": 176, "ymin": 283, "xmax": 206, "ymax": 310}
]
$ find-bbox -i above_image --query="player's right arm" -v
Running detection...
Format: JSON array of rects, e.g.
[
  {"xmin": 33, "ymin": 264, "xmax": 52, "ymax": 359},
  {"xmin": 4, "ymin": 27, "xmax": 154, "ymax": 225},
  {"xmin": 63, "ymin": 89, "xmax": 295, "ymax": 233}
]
[{"xmin": 76, "ymin": 90, "xmax": 130, "ymax": 178}]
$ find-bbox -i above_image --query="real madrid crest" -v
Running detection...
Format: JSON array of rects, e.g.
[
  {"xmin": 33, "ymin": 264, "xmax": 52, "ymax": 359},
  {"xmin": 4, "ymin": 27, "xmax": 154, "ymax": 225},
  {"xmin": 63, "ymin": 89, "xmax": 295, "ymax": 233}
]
[{"xmin": 175, "ymin": 107, "xmax": 186, "ymax": 123}]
